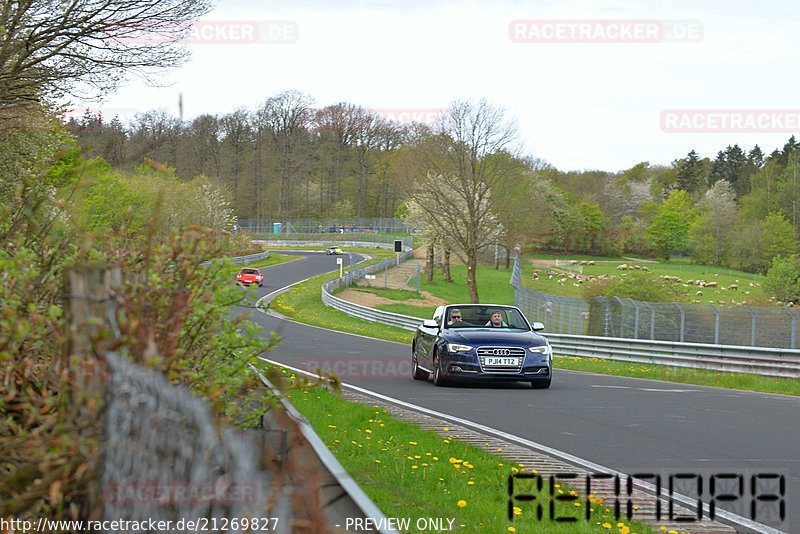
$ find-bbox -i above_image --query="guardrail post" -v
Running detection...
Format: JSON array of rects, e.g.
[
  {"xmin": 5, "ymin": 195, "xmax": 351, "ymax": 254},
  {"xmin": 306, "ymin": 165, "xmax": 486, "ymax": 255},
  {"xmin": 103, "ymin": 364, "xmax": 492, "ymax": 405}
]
[{"xmin": 709, "ymin": 304, "xmax": 720, "ymax": 345}]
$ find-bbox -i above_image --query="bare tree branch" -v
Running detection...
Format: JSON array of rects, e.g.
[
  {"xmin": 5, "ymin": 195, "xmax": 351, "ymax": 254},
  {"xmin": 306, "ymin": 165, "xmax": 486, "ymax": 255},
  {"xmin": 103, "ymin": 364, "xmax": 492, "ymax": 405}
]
[{"xmin": 0, "ymin": 0, "xmax": 216, "ymax": 105}]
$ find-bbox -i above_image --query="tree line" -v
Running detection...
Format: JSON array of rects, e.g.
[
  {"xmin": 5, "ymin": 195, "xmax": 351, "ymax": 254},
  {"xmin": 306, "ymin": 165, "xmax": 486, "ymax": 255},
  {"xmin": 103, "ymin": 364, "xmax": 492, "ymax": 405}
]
[
  {"xmin": 69, "ymin": 94, "xmax": 800, "ymax": 282},
  {"xmin": 67, "ymin": 92, "xmax": 410, "ymax": 221}
]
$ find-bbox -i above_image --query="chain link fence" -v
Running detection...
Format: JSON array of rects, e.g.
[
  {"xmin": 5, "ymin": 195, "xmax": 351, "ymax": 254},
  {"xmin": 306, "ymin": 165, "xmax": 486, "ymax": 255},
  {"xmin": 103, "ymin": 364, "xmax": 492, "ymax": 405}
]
[
  {"xmin": 511, "ymin": 255, "xmax": 800, "ymax": 349},
  {"xmin": 238, "ymin": 218, "xmax": 414, "ymax": 235},
  {"xmin": 102, "ymin": 352, "xmax": 297, "ymax": 533}
]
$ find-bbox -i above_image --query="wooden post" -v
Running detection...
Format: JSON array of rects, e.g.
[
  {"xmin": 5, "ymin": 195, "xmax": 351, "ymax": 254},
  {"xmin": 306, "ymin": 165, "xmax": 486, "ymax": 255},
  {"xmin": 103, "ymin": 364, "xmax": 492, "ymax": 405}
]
[{"xmin": 64, "ymin": 264, "xmax": 121, "ymax": 404}]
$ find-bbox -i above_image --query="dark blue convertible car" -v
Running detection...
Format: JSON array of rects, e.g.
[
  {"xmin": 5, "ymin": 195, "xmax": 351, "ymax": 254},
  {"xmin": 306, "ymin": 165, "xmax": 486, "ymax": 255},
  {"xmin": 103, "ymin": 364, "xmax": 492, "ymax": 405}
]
[{"xmin": 411, "ymin": 304, "xmax": 552, "ymax": 388}]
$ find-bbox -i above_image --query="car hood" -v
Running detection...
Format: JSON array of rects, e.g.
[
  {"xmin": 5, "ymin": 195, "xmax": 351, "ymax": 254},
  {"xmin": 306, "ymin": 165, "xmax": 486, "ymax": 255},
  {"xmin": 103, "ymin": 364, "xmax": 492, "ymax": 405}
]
[{"xmin": 445, "ymin": 329, "xmax": 547, "ymax": 346}]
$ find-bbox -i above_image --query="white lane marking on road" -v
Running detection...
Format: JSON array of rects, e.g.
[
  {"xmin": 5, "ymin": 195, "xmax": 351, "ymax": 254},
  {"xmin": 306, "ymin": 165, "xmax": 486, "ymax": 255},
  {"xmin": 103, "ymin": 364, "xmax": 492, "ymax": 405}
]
[
  {"xmin": 638, "ymin": 388, "xmax": 700, "ymax": 392},
  {"xmin": 590, "ymin": 385, "xmax": 701, "ymax": 393},
  {"xmin": 258, "ymin": 356, "xmax": 786, "ymax": 534}
]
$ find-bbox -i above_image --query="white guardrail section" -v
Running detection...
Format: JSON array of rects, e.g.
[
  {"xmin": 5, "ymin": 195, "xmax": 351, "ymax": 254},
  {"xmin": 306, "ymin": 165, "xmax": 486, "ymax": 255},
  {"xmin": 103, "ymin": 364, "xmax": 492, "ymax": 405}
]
[
  {"xmin": 254, "ymin": 240, "xmax": 407, "ymax": 250},
  {"xmin": 320, "ymin": 262, "xmax": 800, "ymax": 378},
  {"xmin": 200, "ymin": 250, "xmax": 272, "ymax": 267}
]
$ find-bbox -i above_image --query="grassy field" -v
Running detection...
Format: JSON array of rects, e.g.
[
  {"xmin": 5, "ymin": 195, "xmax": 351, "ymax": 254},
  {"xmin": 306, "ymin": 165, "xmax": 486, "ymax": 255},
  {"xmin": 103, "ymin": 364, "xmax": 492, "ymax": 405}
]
[{"xmin": 518, "ymin": 254, "xmax": 769, "ymax": 303}]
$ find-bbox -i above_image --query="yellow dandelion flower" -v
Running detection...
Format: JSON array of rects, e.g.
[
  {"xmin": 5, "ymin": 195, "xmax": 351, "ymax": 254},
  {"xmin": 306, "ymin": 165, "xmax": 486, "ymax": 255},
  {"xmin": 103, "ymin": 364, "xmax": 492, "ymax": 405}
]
[{"xmin": 457, "ymin": 500, "xmax": 466, "ymax": 508}]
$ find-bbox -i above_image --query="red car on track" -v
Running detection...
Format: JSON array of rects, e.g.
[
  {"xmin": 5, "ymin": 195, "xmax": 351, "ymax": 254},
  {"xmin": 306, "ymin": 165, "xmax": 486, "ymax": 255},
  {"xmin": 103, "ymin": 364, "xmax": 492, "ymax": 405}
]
[{"xmin": 235, "ymin": 267, "xmax": 263, "ymax": 287}]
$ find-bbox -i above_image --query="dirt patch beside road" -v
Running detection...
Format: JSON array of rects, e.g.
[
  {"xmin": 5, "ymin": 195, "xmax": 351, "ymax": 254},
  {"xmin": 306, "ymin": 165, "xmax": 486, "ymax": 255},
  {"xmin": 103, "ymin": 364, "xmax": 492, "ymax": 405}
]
[{"xmin": 337, "ymin": 288, "xmax": 445, "ymax": 309}]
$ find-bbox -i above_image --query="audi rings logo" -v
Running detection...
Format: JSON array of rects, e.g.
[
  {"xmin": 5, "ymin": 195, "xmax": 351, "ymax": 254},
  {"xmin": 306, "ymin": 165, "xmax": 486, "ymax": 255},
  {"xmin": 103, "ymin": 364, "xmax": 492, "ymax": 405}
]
[{"xmin": 492, "ymin": 348, "xmax": 511, "ymax": 356}]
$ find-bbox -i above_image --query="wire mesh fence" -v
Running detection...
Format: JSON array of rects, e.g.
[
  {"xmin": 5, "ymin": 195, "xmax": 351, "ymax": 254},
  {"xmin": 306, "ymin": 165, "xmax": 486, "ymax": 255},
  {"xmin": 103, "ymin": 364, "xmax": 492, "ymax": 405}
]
[
  {"xmin": 238, "ymin": 218, "xmax": 414, "ymax": 236},
  {"xmin": 511, "ymin": 255, "xmax": 800, "ymax": 349},
  {"xmin": 101, "ymin": 352, "xmax": 300, "ymax": 533}
]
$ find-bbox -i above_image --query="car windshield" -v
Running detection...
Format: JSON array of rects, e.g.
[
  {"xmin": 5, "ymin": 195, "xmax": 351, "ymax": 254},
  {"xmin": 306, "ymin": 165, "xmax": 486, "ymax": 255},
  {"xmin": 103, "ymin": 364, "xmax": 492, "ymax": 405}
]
[
  {"xmin": 242, "ymin": 269, "xmax": 259, "ymax": 274},
  {"xmin": 443, "ymin": 306, "xmax": 530, "ymax": 330}
]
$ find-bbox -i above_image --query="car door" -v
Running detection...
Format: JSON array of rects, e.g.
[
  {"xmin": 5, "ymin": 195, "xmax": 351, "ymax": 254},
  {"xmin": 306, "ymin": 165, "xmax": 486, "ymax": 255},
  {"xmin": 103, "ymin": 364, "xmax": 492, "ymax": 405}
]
[{"xmin": 416, "ymin": 306, "xmax": 444, "ymax": 368}]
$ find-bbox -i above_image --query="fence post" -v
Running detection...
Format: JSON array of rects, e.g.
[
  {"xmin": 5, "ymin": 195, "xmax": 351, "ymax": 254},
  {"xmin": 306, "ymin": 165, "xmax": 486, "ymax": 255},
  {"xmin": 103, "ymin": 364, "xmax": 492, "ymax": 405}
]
[
  {"xmin": 64, "ymin": 264, "xmax": 120, "ymax": 514},
  {"xmin": 785, "ymin": 307, "xmax": 797, "ymax": 349},
  {"xmin": 709, "ymin": 304, "xmax": 720, "ymax": 345},
  {"xmin": 64, "ymin": 264, "xmax": 121, "ymax": 394},
  {"xmin": 744, "ymin": 305, "xmax": 756, "ymax": 346},
  {"xmin": 675, "ymin": 303, "xmax": 685, "ymax": 342},
  {"xmin": 644, "ymin": 301, "xmax": 656, "ymax": 340}
]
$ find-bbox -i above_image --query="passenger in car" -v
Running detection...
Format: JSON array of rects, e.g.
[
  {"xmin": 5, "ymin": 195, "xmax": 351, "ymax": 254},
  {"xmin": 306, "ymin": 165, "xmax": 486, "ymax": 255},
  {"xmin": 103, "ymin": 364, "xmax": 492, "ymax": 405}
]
[{"xmin": 486, "ymin": 310, "xmax": 508, "ymax": 327}]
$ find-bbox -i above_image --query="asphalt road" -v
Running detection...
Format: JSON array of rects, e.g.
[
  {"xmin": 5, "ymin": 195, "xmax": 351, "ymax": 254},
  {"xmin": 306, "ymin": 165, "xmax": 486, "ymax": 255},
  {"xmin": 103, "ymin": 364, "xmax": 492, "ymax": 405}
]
[{"xmin": 240, "ymin": 251, "xmax": 800, "ymax": 533}]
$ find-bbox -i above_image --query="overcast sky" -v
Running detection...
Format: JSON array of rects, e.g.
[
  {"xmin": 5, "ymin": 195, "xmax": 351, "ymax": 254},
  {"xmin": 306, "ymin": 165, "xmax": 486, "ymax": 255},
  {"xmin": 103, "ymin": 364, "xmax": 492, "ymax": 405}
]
[{"xmin": 84, "ymin": 0, "xmax": 800, "ymax": 172}]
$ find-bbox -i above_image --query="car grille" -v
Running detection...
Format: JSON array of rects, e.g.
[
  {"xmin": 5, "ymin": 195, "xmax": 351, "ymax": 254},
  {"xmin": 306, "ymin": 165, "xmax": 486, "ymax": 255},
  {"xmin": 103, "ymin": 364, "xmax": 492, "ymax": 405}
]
[{"xmin": 477, "ymin": 346, "xmax": 526, "ymax": 373}]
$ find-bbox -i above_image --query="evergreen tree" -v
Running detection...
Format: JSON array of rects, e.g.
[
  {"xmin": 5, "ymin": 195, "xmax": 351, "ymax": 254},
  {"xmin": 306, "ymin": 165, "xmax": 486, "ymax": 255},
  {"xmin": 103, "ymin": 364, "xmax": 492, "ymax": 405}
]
[
  {"xmin": 711, "ymin": 144, "xmax": 749, "ymax": 198},
  {"xmin": 675, "ymin": 149, "xmax": 704, "ymax": 193}
]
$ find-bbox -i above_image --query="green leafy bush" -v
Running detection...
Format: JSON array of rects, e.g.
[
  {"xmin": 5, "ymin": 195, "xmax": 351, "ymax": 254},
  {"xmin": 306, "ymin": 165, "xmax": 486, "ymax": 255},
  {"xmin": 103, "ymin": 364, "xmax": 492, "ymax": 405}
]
[{"xmin": 764, "ymin": 255, "xmax": 800, "ymax": 304}]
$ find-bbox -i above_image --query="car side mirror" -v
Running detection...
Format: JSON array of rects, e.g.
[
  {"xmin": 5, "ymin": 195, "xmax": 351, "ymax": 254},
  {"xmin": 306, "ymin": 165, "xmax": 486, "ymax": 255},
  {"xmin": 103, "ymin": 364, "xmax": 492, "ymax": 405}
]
[
  {"xmin": 422, "ymin": 319, "xmax": 439, "ymax": 329},
  {"xmin": 532, "ymin": 321, "xmax": 545, "ymax": 331}
]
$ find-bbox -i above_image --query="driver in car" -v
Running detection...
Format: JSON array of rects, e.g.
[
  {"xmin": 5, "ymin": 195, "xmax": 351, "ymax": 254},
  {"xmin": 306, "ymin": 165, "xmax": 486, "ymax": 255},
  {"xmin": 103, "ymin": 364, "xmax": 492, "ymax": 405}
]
[
  {"xmin": 448, "ymin": 309, "xmax": 464, "ymax": 326},
  {"xmin": 486, "ymin": 310, "xmax": 508, "ymax": 327}
]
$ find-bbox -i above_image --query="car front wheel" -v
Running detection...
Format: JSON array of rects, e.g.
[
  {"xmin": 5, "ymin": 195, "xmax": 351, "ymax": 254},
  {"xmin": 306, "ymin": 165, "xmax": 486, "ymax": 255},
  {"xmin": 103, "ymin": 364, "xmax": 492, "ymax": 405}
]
[
  {"xmin": 412, "ymin": 349, "xmax": 429, "ymax": 381},
  {"xmin": 432, "ymin": 351, "xmax": 446, "ymax": 386},
  {"xmin": 530, "ymin": 376, "xmax": 551, "ymax": 389}
]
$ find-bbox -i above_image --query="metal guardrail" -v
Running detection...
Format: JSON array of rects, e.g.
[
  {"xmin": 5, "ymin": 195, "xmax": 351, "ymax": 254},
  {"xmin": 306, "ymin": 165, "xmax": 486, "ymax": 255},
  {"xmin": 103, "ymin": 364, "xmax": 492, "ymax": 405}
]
[
  {"xmin": 322, "ymin": 281, "xmax": 423, "ymax": 331},
  {"xmin": 253, "ymin": 239, "xmax": 412, "ymax": 250},
  {"xmin": 200, "ymin": 250, "xmax": 271, "ymax": 267},
  {"xmin": 321, "ymin": 257, "xmax": 800, "ymax": 377},
  {"xmin": 249, "ymin": 363, "xmax": 400, "ymax": 534},
  {"xmin": 547, "ymin": 333, "xmax": 800, "ymax": 378}
]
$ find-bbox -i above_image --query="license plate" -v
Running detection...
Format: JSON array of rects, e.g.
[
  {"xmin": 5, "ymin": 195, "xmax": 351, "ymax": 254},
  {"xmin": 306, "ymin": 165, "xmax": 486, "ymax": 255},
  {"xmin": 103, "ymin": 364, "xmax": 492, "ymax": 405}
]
[{"xmin": 485, "ymin": 357, "xmax": 519, "ymax": 367}]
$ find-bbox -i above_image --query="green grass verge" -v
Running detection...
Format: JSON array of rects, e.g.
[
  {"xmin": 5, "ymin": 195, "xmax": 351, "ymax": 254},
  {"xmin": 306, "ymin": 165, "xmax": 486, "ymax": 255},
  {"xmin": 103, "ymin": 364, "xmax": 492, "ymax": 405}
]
[
  {"xmin": 282, "ymin": 383, "xmax": 657, "ymax": 534},
  {"xmin": 271, "ymin": 269, "xmax": 414, "ymax": 344},
  {"xmin": 557, "ymin": 356, "xmax": 800, "ymax": 395}
]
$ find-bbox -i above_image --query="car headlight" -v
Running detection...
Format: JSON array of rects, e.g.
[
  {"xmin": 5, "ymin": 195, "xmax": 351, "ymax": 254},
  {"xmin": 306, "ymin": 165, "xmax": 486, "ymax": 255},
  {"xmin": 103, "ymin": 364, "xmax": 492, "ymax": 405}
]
[
  {"xmin": 447, "ymin": 343, "xmax": 473, "ymax": 353},
  {"xmin": 528, "ymin": 345, "xmax": 551, "ymax": 355}
]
